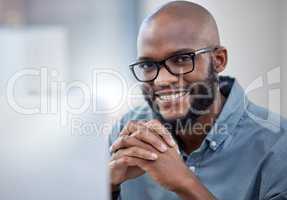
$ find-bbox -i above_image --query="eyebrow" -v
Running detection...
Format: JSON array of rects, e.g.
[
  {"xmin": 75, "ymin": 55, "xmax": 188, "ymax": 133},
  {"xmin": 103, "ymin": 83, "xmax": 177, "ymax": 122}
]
[{"xmin": 137, "ymin": 48, "xmax": 196, "ymax": 62}]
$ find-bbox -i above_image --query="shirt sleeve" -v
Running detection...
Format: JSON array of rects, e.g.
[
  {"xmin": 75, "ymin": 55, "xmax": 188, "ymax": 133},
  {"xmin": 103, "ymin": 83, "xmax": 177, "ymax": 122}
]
[
  {"xmin": 264, "ymin": 192, "xmax": 287, "ymax": 200},
  {"xmin": 111, "ymin": 190, "xmax": 121, "ymax": 200},
  {"xmin": 260, "ymin": 133, "xmax": 287, "ymax": 200}
]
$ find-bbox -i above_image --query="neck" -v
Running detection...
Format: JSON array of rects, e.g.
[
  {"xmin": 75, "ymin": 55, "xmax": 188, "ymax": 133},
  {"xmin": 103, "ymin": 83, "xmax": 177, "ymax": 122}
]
[{"xmin": 176, "ymin": 89, "xmax": 226, "ymax": 155}]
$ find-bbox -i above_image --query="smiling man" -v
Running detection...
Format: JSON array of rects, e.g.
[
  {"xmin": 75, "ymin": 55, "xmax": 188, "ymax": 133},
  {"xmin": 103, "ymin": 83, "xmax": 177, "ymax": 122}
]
[{"xmin": 109, "ymin": 1, "xmax": 287, "ymax": 200}]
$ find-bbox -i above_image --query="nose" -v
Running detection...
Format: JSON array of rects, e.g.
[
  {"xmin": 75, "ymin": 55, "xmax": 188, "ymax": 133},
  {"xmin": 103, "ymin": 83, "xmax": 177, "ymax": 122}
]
[{"xmin": 153, "ymin": 66, "xmax": 178, "ymax": 86}]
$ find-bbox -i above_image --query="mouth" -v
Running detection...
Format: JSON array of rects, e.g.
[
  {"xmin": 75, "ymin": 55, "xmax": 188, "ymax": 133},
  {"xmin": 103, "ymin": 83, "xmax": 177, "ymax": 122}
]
[{"xmin": 155, "ymin": 90, "xmax": 189, "ymax": 103}]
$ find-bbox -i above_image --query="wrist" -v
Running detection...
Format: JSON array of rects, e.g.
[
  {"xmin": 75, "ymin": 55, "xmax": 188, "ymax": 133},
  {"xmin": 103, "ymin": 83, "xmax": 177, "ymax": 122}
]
[
  {"xmin": 111, "ymin": 187, "xmax": 121, "ymax": 200},
  {"xmin": 173, "ymin": 175, "xmax": 216, "ymax": 200},
  {"xmin": 111, "ymin": 183, "xmax": 120, "ymax": 192},
  {"xmin": 173, "ymin": 175, "xmax": 196, "ymax": 198}
]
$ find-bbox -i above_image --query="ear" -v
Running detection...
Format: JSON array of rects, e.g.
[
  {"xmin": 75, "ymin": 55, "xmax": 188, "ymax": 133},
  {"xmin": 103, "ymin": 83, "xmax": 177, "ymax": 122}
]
[{"xmin": 212, "ymin": 47, "xmax": 228, "ymax": 73}]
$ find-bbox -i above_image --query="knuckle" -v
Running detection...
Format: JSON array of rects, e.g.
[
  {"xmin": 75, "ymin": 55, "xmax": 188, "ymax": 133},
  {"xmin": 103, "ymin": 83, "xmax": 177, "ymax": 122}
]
[
  {"xmin": 137, "ymin": 123, "xmax": 147, "ymax": 132},
  {"xmin": 110, "ymin": 144, "xmax": 119, "ymax": 153},
  {"xmin": 131, "ymin": 130, "xmax": 141, "ymax": 138},
  {"xmin": 120, "ymin": 135, "xmax": 130, "ymax": 145},
  {"xmin": 115, "ymin": 159, "xmax": 124, "ymax": 166},
  {"xmin": 129, "ymin": 148, "xmax": 136, "ymax": 155},
  {"xmin": 112, "ymin": 159, "xmax": 119, "ymax": 166},
  {"xmin": 136, "ymin": 129, "xmax": 155, "ymax": 142},
  {"xmin": 125, "ymin": 120, "xmax": 140, "ymax": 134},
  {"xmin": 111, "ymin": 150, "xmax": 121, "ymax": 160},
  {"xmin": 109, "ymin": 160, "xmax": 115, "ymax": 168},
  {"xmin": 142, "ymin": 125, "xmax": 151, "ymax": 134},
  {"xmin": 114, "ymin": 148, "xmax": 123, "ymax": 156},
  {"xmin": 148, "ymin": 121, "xmax": 162, "ymax": 133},
  {"xmin": 155, "ymin": 140, "xmax": 163, "ymax": 147},
  {"xmin": 130, "ymin": 147, "xmax": 139, "ymax": 155},
  {"xmin": 121, "ymin": 157, "xmax": 130, "ymax": 165}
]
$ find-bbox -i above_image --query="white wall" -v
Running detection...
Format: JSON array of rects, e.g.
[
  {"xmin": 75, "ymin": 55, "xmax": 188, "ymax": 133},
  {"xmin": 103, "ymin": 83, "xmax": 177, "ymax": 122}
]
[
  {"xmin": 141, "ymin": 0, "xmax": 287, "ymax": 117},
  {"xmin": 25, "ymin": 0, "xmax": 138, "ymax": 82},
  {"xmin": 280, "ymin": 0, "xmax": 287, "ymax": 117},
  {"xmin": 0, "ymin": 28, "xmax": 68, "ymax": 97}
]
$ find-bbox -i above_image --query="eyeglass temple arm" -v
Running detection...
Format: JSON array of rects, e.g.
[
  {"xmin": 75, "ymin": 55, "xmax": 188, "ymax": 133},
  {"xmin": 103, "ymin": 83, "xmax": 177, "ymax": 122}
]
[{"xmin": 194, "ymin": 46, "xmax": 220, "ymax": 55}]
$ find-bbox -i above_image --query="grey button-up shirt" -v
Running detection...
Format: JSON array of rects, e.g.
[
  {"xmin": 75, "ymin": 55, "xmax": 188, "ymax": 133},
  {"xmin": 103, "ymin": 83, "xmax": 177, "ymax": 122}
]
[{"xmin": 109, "ymin": 77, "xmax": 287, "ymax": 200}]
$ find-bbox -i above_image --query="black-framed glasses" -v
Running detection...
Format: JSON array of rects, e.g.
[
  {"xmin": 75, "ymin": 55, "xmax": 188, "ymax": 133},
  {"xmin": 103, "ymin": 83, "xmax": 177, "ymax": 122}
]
[{"xmin": 129, "ymin": 47, "xmax": 218, "ymax": 82}]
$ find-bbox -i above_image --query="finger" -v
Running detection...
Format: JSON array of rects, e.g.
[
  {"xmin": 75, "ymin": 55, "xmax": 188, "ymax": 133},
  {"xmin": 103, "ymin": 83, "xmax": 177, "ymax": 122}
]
[
  {"xmin": 110, "ymin": 156, "xmax": 147, "ymax": 169},
  {"xmin": 119, "ymin": 120, "xmax": 146, "ymax": 137},
  {"xmin": 145, "ymin": 120, "xmax": 177, "ymax": 147},
  {"xmin": 110, "ymin": 134, "xmax": 156, "ymax": 154},
  {"xmin": 131, "ymin": 129, "xmax": 168, "ymax": 153},
  {"xmin": 109, "ymin": 156, "xmax": 137, "ymax": 168},
  {"xmin": 115, "ymin": 120, "xmax": 169, "ymax": 152},
  {"xmin": 111, "ymin": 147, "xmax": 158, "ymax": 161}
]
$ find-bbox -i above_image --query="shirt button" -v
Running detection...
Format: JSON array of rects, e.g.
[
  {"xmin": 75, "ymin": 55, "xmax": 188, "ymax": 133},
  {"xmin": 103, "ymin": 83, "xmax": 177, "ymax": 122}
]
[
  {"xmin": 189, "ymin": 166, "xmax": 196, "ymax": 172},
  {"xmin": 210, "ymin": 141, "xmax": 217, "ymax": 148}
]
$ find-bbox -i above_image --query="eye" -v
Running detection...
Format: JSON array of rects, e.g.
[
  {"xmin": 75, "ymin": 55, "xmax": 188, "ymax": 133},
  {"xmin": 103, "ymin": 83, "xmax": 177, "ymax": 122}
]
[
  {"xmin": 138, "ymin": 62, "xmax": 156, "ymax": 71},
  {"xmin": 170, "ymin": 54, "xmax": 193, "ymax": 64}
]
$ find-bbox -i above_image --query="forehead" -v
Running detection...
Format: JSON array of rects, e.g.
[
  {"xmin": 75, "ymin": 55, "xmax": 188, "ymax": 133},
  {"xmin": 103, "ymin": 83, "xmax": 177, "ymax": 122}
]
[{"xmin": 137, "ymin": 16, "xmax": 208, "ymax": 59}]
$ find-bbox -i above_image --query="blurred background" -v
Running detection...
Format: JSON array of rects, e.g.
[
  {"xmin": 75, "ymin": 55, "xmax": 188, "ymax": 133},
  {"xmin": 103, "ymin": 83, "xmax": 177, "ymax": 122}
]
[
  {"xmin": 0, "ymin": 0, "xmax": 286, "ymax": 118},
  {"xmin": 0, "ymin": 0, "xmax": 286, "ymax": 199}
]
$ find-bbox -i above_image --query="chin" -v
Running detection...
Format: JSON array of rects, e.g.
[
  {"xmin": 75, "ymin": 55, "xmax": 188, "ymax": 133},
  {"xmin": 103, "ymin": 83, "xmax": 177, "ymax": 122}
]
[{"xmin": 159, "ymin": 108, "xmax": 189, "ymax": 122}]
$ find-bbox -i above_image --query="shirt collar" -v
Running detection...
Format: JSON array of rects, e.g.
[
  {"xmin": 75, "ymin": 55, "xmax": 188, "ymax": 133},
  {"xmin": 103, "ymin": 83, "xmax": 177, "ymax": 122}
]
[{"xmin": 205, "ymin": 76, "xmax": 247, "ymax": 151}]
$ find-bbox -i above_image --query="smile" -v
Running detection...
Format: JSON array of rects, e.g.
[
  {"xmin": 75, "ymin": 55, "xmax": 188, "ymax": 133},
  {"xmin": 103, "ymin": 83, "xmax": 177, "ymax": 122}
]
[{"xmin": 156, "ymin": 91, "xmax": 188, "ymax": 102}]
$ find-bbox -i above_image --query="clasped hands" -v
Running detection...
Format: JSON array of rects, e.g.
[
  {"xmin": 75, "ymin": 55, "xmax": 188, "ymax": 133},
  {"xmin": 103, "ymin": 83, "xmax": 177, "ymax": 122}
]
[{"xmin": 109, "ymin": 119, "xmax": 196, "ymax": 194}]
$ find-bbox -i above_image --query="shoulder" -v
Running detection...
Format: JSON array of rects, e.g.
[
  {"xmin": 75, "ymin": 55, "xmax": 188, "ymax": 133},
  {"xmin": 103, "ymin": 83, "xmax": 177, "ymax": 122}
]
[
  {"xmin": 257, "ymin": 119, "xmax": 287, "ymax": 198},
  {"xmin": 237, "ymin": 102, "xmax": 287, "ymax": 198},
  {"xmin": 234, "ymin": 100, "xmax": 287, "ymax": 152},
  {"xmin": 243, "ymin": 101, "xmax": 287, "ymax": 134}
]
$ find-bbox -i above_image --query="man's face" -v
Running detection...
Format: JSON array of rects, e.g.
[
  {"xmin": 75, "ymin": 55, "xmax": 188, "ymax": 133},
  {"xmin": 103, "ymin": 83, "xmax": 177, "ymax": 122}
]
[{"xmin": 137, "ymin": 17, "xmax": 218, "ymax": 124}]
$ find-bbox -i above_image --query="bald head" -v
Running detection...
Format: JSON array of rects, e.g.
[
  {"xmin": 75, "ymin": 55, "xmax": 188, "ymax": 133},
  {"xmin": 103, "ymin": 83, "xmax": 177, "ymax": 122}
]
[{"xmin": 137, "ymin": 1, "xmax": 220, "ymax": 58}]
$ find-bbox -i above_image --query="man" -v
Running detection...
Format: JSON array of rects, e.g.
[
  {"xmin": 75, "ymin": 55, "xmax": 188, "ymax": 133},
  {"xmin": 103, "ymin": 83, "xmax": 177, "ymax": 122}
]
[{"xmin": 109, "ymin": 1, "xmax": 287, "ymax": 200}]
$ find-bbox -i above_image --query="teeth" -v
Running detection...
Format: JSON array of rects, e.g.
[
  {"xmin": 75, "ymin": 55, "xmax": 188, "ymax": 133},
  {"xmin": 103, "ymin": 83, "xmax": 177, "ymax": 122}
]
[{"xmin": 158, "ymin": 92, "xmax": 187, "ymax": 101}]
